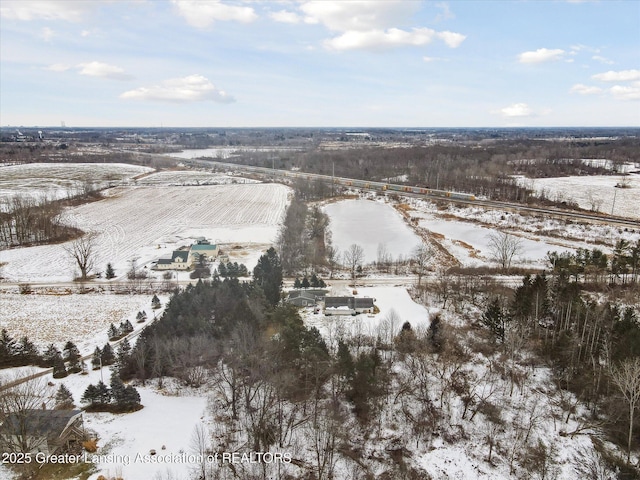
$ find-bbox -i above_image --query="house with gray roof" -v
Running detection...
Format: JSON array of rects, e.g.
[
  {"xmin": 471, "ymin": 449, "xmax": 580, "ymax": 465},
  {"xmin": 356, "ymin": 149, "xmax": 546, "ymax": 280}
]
[
  {"xmin": 324, "ymin": 296, "xmax": 375, "ymax": 315},
  {"xmin": 0, "ymin": 409, "xmax": 85, "ymax": 455},
  {"xmin": 286, "ymin": 289, "xmax": 328, "ymax": 307}
]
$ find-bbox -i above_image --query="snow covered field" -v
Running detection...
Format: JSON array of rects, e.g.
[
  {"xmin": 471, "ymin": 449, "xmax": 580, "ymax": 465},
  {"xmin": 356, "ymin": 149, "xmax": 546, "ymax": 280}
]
[
  {"xmin": 0, "ymin": 163, "xmax": 153, "ymax": 203},
  {"xmin": 0, "ymin": 293, "xmax": 159, "ymax": 354},
  {"xmin": 324, "ymin": 199, "xmax": 422, "ymax": 263},
  {"xmin": 522, "ymin": 173, "xmax": 640, "ymax": 219},
  {"xmin": 136, "ymin": 169, "xmax": 259, "ymax": 186},
  {"xmin": 0, "ymin": 183, "xmax": 290, "ymax": 282}
]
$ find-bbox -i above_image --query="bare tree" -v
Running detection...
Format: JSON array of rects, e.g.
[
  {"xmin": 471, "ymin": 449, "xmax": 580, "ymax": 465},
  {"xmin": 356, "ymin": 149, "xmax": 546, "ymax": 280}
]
[
  {"xmin": 412, "ymin": 243, "xmax": 433, "ymax": 288},
  {"xmin": 487, "ymin": 231, "xmax": 523, "ymax": 271},
  {"xmin": 610, "ymin": 357, "xmax": 640, "ymax": 464},
  {"xmin": 0, "ymin": 373, "xmax": 53, "ymax": 454},
  {"xmin": 343, "ymin": 243, "xmax": 364, "ymax": 286},
  {"xmin": 63, "ymin": 232, "xmax": 98, "ymax": 280}
]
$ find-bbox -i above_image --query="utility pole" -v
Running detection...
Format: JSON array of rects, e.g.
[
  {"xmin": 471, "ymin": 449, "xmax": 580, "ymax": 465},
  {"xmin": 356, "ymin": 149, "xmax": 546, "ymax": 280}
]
[{"xmin": 332, "ymin": 161, "xmax": 335, "ymax": 197}]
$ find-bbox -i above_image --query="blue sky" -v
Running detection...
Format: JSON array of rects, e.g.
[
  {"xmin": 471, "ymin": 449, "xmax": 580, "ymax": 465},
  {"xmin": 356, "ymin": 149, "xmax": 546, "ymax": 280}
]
[{"xmin": 1, "ymin": 0, "xmax": 638, "ymax": 127}]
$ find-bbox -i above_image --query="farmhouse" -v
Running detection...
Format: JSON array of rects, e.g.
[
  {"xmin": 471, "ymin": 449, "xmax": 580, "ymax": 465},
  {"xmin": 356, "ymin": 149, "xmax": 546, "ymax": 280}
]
[
  {"xmin": 324, "ymin": 296, "xmax": 375, "ymax": 316},
  {"xmin": 155, "ymin": 249, "xmax": 190, "ymax": 270},
  {"xmin": 0, "ymin": 409, "xmax": 85, "ymax": 455},
  {"xmin": 154, "ymin": 238, "xmax": 219, "ymax": 271}
]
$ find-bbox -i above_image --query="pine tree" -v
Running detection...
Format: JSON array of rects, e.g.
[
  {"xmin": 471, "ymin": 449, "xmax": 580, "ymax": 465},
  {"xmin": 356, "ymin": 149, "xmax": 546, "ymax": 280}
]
[
  {"xmin": 64, "ymin": 341, "xmax": 82, "ymax": 373},
  {"xmin": 151, "ymin": 294, "xmax": 161, "ymax": 309},
  {"xmin": 95, "ymin": 380, "xmax": 111, "ymax": 405},
  {"xmin": 0, "ymin": 329, "xmax": 17, "ymax": 367},
  {"xmin": 52, "ymin": 352, "xmax": 68, "ymax": 379},
  {"xmin": 108, "ymin": 323, "xmax": 119, "ymax": 341},
  {"xmin": 105, "ymin": 263, "xmax": 116, "ymax": 279},
  {"xmin": 101, "ymin": 343, "xmax": 115, "ymax": 366},
  {"xmin": 482, "ymin": 298, "xmax": 507, "ymax": 343},
  {"xmin": 218, "ymin": 262, "xmax": 227, "ymax": 277},
  {"xmin": 110, "ymin": 372, "xmax": 127, "ymax": 405},
  {"xmin": 310, "ymin": 273, "xmax": 319, "ymax": 288},
  {"xmin": 81, "ymin": 384, "xmax": 99, "ymax": 406},
  {"xmin": 253, "ymin": 247, "xmax": 283, "ymax": 306},
  {"xmin": 16, "ymin": 336, "xmax": 39, "ymax": 365},
  {"xmin": 301, "ymin": 276, "xmax": 310, "ymax": 289},
  {"xmin": 91, "ymin": 347, "xmax": 102, "ymax": 370},
  {"xmin": 122, "ymin": 385, "xmax": 141, "ymax": 409},
  {"xmin": 294, "ymin": 277, "xmax": 302, "ymax": 289},
  {"xmin": 136, "ymin": 311, "xmax": 146, "ymax": 323},
  {"xmin": 115, "ymin": 338, "xmax": 131, "ymax": 377},
  {"xmin": 121, "ymin": 320, "xmax": 134, "ymax": 335},
  {"xmin": 41, "ymin": 344, "xmax": 61, "ymax": 368},
  {"xmin": 55, "ymin": 384, "xmax": 74, "ymax": 409}
]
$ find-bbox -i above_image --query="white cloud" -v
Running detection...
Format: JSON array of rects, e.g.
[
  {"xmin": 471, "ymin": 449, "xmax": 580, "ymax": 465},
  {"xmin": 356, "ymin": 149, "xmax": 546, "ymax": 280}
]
[
  {"xmin": 45, "ymin": 63, "xmax": 71, "ymax": 72},
  {"xmin": 518, "ymin": 48, "xmax": 565, "ymax": 64},
  {"xmin": 270, "ymin": 10, "xmax": 301, "ymax": 24},
  {"xmin": 120, "ymin": 74, "xmax": 234, "ymax": 103},
  {"xmin": 171, "ymin": 0, "xmax": 256, "ymax": 28},
  {"xmin": 437, "ymin": 31, "xmax": 465, "ymax": 48},
  {"xmin": 592, "ymin": 69, "xmax": 640, "ymax": 82},
  {"xmin": 298, "ymin": 0, "xmax": 464, "ymax": 51},
  {"xmin": 325, "ymin": 27, "xmax": 436, "ymax": 51},
  {"xmin": 0, "ymin": 0, "xmax": 91, "ymax": 22},
  {"xmin": 610, "ymin": 83, "xmax": 640, "ymax": 101},
  {"xmin": 570, "ymin": 84, "xmax": 602, "ymax": 95},
  {"xmin": 592, "ymin": 55, "xmax": 613, "ymax": 65},
  {"xmin": 496, "ymin": 103, "xmax": 533, "ymax": 117},
  {"xmin": 77, "ymin": 61, "xmax": 133, "ymax": 80},
  {"xmin": 40, "ymin": 27, "xmax": 55, "ymax": 42},
  {"xmin": 300, "ymin": 1, "xmax": 418, "ymax": 32},
  {"xmin": 81, "ymin": 30, "xmax": 91, "ymax": 37},
  {"xmin": 435, "ymin": 2, "xmax": 455, "ymax": 22}
]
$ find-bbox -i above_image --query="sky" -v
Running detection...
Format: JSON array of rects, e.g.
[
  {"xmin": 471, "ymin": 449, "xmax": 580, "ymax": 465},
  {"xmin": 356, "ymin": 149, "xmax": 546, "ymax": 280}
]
[{"xmin": 0, "ymin": 0, "xmax": 639, "ymax": 128}]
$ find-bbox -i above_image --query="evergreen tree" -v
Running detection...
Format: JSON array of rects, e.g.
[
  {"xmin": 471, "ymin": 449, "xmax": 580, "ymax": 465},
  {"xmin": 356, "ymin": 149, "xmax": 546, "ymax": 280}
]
[
  {"xmin": 136, "ymin": 311, "xmax": 146, "ymax": 323},
  {"xmin": 301, "ymin": 276, "xmax": 310, "ymax": 289},
  {"xmin": 115, "ymin": 338, "xmax": 131, "ymax": 377},
  {"xmin": 55, "ymin": 384, "xmax": 74, "ymax": 409},
  {"xmin": 52, "ymin": 352, "xmax": 68, "ymax": 379},
  {"xmin": 81, "ymin": 384, "xmax": 98, "ymax": 405},
  {"xmin": 15, "ymin": 336, "xmax": 39, "ymax": 365},
  {"xmin": 310, "ymin": 273, "xmax": 319, "ymax": 288},
  {"xmin": 110, "ymin": 372, "xmax": 127, "ymax": 405},
  {"xmin": 293, "ymin": 277, "xmax": 302, "ymax": 289},
  {"xmin": 482, "ymin": 298, "xmax": 507, "ymax": 343},
  {"xmin": 253, "ymin": 247, "xmax": 283, "ymax": 306},
  {"xmin": 120, "ymin": 320, "xmax": 134, "ymax": 335},
  {"xmin": 101, "ymin": 343, "xmax": 115, "ymax": 366},
  {"xmin": 218, "ymin": 262, "xmax": 227, "ymax": 277},
  {"xmin": 122, "ymin": 385, "xmax": 141, "ymax": 409},
  {"xmin": 95, "ymin": 380, "xmax": 111, "ymax": 405},
  {"xmin": 151, "ymin": 294, "xmax": 161, "ymax": 309},
  {"xmin": 336, "ymin": 340, "xmax": 355, "ymax": 380},
  {"xmin": 105, "ymin": 263, "xmax": 116, "ymax": 279},
  {"xmin": 91, "ymin": 346, "xmax": 102, "ymax": 370},
  {"xmin": 0, "ymin": 329, "xmax": 17, "ymax": 367},
  {"xmin": 108, "ymin": 323, "xmax": 119, "ymax": 341},
  {"xmin": 41, "ymin": 344, "xmax": 61, "ymax": 368},
  {"xmin": 64, "ymin": 341, "xmax": 82, "ymax": 373}
]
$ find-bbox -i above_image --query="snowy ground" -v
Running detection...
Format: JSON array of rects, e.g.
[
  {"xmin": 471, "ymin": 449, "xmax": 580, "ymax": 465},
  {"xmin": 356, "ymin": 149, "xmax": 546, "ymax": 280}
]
[
  {"xmin": 519, "ymin": 173, "xmax": 640, "ymax": 219},
  {"xmin": 0, "ymin": 366, "xmax": 207, "ymax": 480},
  {"xmin": 0, "ymin": 163, "xmax": 153, "ymax": 204},
  {"xmin": 0, "ymin": 183, "xmax": 290, "ymax": 283},
  {"xmin": 0, "ymin": 293, "xmax": 164, "ymax": 354},
  {"xmin": 136, "ymin": 169, "xmax": 260, "ymax": 186}
]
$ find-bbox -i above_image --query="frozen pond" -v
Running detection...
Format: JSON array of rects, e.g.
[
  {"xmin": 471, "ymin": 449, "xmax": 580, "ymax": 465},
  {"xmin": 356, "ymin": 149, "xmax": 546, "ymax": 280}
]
[
  {"xmin": 324, "ymin": 200, "xmax": 423, "ymax": 264},
  {"xmin": 420, "ymin": 217, "xmax": 574, "ymax": 266}
]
